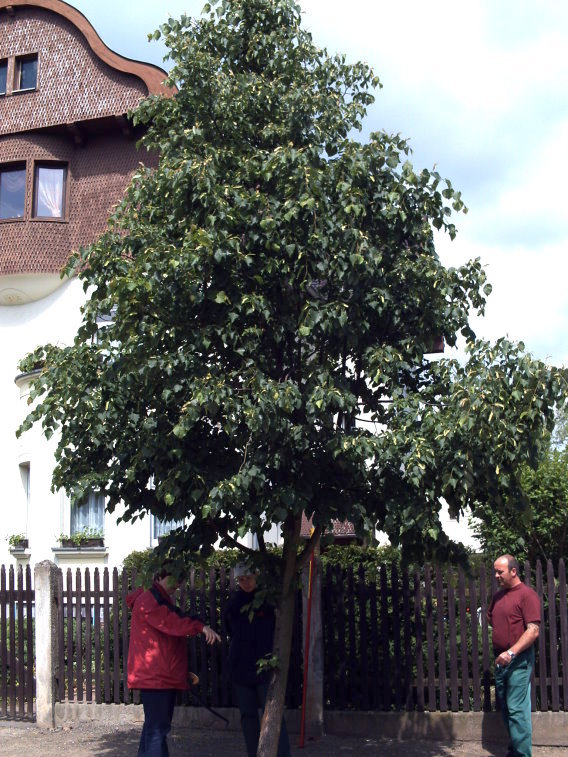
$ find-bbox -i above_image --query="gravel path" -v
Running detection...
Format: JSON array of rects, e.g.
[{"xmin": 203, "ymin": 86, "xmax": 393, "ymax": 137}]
[{"xmin": 0, "ymin": 722, "xmax": 567, "ymax": 756}]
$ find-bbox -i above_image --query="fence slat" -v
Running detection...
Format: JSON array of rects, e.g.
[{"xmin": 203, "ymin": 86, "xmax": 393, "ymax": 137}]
[
  {"xmin": 524, "ymin": 560, "xmax": 538, "ymax": 711},
  {"xmin": 424, "ymin": 567, "xmax": 436, "ymax": 712},
  {"xmin": 457, "ymin": 569, "xmax": 470, "ymax": 712},
  {"xmin": 547, "ymin": 560, "xmax": 560, "ymax": 711},
  {"xmin": 478, "ymin": 564, "xmax": 492, "ymax": 712},
  {"xmin": 84, "ymin": 569, "xmax": 92, "ymax": 702},
  {"xmin": 219, "ymin": 566, "xmax": 230, "ymax": 708},
  {"xmin": 558, "ymin": 560, "xmax": 568, "ymax": 710},
  {"xmin": 25, "ymin": 565, "xmax": 34, "ymax": 718},
  {"xmin": 469, "ymin": 576, "xmax": 481, "ymax": 711},
  {"xmin": 16, "ymin": 568, "xmax": 25, "ymax": 716},
  {"xmin": 198, "ymin": 570, "xmax": 209, "ymax": 702},
  {"xmin": 56, "ymin": 570, "xmax": 65, "ymax": 701},
  {"xmin": 94, "ymin": 568, "xmax": 102, "ymax": 703},
  {"xmin": 414, "ymin": 569, "xmax": 424, "ymax": 711},
  {"xmin": 390, "ymin": 563, "xmax": 402, "ymax": 710},
  {"xmin": 401, "ymin": 567, "xmax": 413, "ymax": 711},
  {"xmin": 75, "ymin": 569, "xmax": 83, "ymax": 702},
  {"xmin": 335, "ymin": 565, "xmax": 347, "ymax": 710},
  {"xmin": 435, "ymin": 566, "xmax": 447, "ymax": 712},
  {"xmin": 357, "ymin": 565, "xmax": 369, "ymax": 710},
  {"xmin": 121, "ymin": 570, "xmax": 130, "ymax": 704},
  {"xmin": 535, "ymin": 561, "xmax": 548, "ymax": 711},
  {"xmin": 208, "ymin": 567, "xmax": 219, "ymax": 707},
  {"xmin": 103, "ymin": 569, "xmax": 111, "ymax": 703},
  {"xmin": 65, "ymin": 569, "xmax": 74, "ymax": 701},
  {"xmin": 447, "ymin": 568, "xmax": 459, "ymax": 712},
  {"xmin": 111, "ymin": 569, "xmax": 120, "ymax": 704},
  {"xmin": 379, "ymin": 565, "xmax": 391, "ymax": 711},
  {"xmin": 0, "ymin": 567, "xmax": 7, "ymax": 718},
  {"xmin": 368, "ymin": 579, "xmax": 379, "ymax": 709}
]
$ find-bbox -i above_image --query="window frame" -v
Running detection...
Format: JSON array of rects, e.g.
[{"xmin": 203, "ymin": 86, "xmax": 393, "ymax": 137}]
[
  {"xmin": 13, "ymin": 53, "xmax": 38, "ymax": 93},
  {"xmin": 0, "ymin": 161, "xmax": 27, "ymax": 221},
  {"xmin": 32, "ymin": 161, "xmax": 68, "ymax": 220}
]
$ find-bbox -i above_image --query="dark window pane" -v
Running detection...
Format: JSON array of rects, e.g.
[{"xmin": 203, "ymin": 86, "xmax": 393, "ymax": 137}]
[
  {"xmin": 0, "ymin": 167, "xmax": 26, "ymax": 219},
  {"xmin": 0, "ymin": 60, "xmax": 7, "ymax": 95},
  {"xmin": 17, "ymin": 55, "xmax": 37, "ymax": 90},
  {"xmin": 34, "ymin": 164, "xmax": 66, "ymax": 217}
]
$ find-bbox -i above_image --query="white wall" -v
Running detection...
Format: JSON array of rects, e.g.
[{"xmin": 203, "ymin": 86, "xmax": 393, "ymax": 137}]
[{"xmin": 0, "ymin": 278, "xmax": 155, "ymax": 569}]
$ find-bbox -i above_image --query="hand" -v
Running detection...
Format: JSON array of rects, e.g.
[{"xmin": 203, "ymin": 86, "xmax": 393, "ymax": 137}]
[
  {"xmin": 202, "ymin": 625, "xmax": 221, "ymax": 644},
  {"xmin": 495, "ymin": 651, "xmax": 512, "ymax": 668},
  {"xmin": 188, "ymin": 671, "xmax": 199, "ymax": 686}
]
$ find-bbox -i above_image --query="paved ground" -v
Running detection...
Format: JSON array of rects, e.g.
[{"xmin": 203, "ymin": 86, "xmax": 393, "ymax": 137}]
[{"xmin": 0, "ymin": 722, "xmax": 567, "ymax": 757}]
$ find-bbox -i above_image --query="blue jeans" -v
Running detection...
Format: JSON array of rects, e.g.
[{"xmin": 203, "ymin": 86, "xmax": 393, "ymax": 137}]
[
  {"xmin": 495, "ymin": 648, "xmax": 534, "ymax": 757},
  {"xmin": 234, "ymin": 682, "xmax": 290, "ymax": 757},
  {"xmin": 138, "ymin": 689, "xmax": 176, "ymax": 756}
]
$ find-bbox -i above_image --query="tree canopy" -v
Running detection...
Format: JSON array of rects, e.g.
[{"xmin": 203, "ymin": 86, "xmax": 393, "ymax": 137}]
[{"xmin": 18, "ymin": 1, "xmax": 567, "ymax": 752}]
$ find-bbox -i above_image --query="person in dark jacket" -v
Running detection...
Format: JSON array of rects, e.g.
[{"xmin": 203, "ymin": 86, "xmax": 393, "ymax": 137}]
[
  {"xmin": 224, "ymin": 562, "xmax": 290, "ymax": 757},
  {"xmin": 127, "ymin": 568, "xmax": 220, "ymax": 757}
]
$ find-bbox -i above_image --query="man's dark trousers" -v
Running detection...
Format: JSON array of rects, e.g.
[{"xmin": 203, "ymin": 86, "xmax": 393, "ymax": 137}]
[
  {"xmin": 138, "ymin": 689, "xmax": 176, "ymax": 756},
  {"xmin": 495, "ymin": 648, "xmax": 534, "ymax": 757},
  {"xmin": 234, "ymin": 682, "xmax": 290, "ymax": 757}
]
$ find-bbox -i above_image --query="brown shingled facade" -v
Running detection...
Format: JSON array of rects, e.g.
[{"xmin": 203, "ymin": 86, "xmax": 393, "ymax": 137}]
[
  {"xmin": 0, "ymin": 7, "xmax": 149, "ymax": 136},
  {"xmin": 0, "ymin": 131, "xmax": 157, "ymax": 275},
  {"xmin": 0, "ymin": 0, "xmax": 166, "ymax": 278}
]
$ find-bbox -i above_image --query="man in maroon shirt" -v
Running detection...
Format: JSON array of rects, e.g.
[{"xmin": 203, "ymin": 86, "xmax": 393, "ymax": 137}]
[{"xmin": 487, "ymin": 555, "xmax": 541, "ymax": 757}]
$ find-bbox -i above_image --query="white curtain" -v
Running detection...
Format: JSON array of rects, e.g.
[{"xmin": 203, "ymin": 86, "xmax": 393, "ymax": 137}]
[
  {"xmin": 36, "ymin": 166, "xmax": 65, "ymax": 217},
  {"xmin": 153, "ymin": 516, "xmax": 184, "ymax": 539},
  {"xmin": 71, "ymin": 492, "xmax": 104, "ymax": 534}
]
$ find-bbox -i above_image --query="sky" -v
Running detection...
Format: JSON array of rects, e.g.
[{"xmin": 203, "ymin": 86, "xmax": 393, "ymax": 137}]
[{"xmin": 69, "ymin": 0, "xmax": 568, "ymax": 367}]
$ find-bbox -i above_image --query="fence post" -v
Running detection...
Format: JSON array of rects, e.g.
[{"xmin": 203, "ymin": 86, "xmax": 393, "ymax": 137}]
[
  {"xmin": 34, "ymin": 560, "xmax": 60, "ymax": 727},
  {"xmin": 301, "ymin": 554, "xmax": 324, "ymax": 737}
]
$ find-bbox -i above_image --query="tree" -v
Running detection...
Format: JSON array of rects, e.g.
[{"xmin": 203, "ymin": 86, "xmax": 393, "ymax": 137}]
[
  {"xmin": 471, "ymin": 438, "xmax": 568, "ymax": 564},
  {"xmin": 18, "ymin": 1, "xmax": 567, "ymax": 753},
  {"xmin": 551, "ymin": 403, "xmax": 568, "ymax": 449}
]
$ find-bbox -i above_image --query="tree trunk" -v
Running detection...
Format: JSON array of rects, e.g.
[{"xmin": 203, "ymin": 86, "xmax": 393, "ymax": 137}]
[{"xmin": 257, "ymin": 515, "xmax": 301, "ymax": 756}]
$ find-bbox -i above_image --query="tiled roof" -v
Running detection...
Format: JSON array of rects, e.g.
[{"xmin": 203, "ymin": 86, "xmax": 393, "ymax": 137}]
[{"xmin": 301, "ymin": 512, "xmax": 359, "ymax": 540}]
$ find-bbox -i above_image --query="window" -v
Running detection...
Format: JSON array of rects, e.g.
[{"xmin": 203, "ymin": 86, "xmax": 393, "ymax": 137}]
[
  {"xmin": 20, "ymin": 463, "xmax": 31, "ymax": 509},
  {"xmin": 0, "ymin": 59, "xmax": 7, "ymax": 95},
  {"xmin": 152, "ymin": 515, "xmax": 184, "ymax": 540},
  {"xmin": 71, "ymin": 491, "xmax": 105, "ymax": 536},
  {"xmin": 0, "ymin": 163, "xmax": 26, "ymax": 219},
  {"xmin": 33, "ymin": 163, "xmax": 67, "ymax": 218},
  {"xmin": 14, "ymin": 54, "xmax": 37, "ymax": 91}
]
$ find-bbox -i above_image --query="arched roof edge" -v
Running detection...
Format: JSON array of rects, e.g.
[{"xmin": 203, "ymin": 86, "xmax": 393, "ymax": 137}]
[{"xmin": 0, "ymin": 0, "xmax": 174, "ymax": 96}]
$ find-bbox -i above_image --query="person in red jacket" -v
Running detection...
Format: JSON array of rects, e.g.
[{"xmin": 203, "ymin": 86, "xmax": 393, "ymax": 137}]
[{"xmin": 127, "ymin": 567, "xmax": 220, "ymax": 756}]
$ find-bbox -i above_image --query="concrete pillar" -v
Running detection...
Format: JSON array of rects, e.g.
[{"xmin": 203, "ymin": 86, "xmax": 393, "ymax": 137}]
[
  {"xmin": 301, "ymin": 553, "xmax": 324, "ymax": 737},
  {"xmin": 34, "ymin": 560, "xmax": 60, "ymax": 728}
]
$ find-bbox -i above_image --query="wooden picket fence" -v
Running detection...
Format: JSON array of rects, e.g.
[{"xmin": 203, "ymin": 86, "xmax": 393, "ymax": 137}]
[
  {"xmin": 2, "ymin": 558, "xmax": 568, "ymax": 720},
  {"xmin": 322, "ymin": 559, "xmax": 568, "ymax": 712},
  {"xmin": 0, "ymin": 564, "xmax": 34, "ymax": 721}
]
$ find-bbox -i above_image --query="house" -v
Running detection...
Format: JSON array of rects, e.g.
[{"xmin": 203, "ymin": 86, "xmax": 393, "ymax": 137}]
[{"xmin": 0, "ymin": 0, "xmax": 185, "ymax": 570}]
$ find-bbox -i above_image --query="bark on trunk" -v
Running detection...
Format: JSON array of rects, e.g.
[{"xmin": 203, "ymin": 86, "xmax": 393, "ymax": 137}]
[{"xmin": 257, "ymin": 515, "xmax": 301, "ymax": 757}]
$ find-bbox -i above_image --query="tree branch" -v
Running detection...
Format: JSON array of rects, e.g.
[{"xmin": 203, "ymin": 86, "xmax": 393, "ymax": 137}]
[
  {"xmin": 212, "ymin": 518, "xmax": 258, "ymax": 557},
  {"xmin": 257, "ymin": 529, "xmax": 267, "ymax": 553},
  {"xmin": 296, "ymin": 524, "xmax": 322, "ymax": 570}
]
